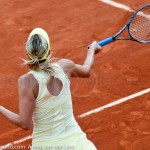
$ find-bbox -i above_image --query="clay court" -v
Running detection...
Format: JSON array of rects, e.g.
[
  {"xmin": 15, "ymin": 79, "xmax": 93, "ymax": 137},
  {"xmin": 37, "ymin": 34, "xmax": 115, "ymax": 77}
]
[{"xmin": 0, "ymin": 0, "xmax": 150, "ymax": 149}]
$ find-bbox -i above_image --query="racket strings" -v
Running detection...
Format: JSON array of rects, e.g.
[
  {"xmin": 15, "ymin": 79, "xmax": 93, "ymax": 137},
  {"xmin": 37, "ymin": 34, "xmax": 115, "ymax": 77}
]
[{"xmin": 129, "ymin": 6, "xmax": 150, "ymax": 42}]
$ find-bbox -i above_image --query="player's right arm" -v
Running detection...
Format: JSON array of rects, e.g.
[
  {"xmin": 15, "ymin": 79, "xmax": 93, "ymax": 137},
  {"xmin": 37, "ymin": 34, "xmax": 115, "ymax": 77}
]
[{"xmin": 58, "ymin": 41, "xmax": 102, "ymax": 78}]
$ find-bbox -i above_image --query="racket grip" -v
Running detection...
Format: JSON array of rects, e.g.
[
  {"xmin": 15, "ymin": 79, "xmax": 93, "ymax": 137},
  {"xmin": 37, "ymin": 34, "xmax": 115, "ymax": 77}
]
[
  {"xmin": 88, "ymin": 37, "xmax": 114, "ymax": 49},
  {"xmin": 98, "ymin": 37, "xmax": 114, "ymax": 46}
]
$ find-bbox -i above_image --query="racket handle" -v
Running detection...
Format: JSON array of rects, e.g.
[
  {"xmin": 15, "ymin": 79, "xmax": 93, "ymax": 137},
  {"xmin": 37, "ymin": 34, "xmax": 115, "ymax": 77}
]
[
  {"xmin": 98, "ymin": 37, "xmax": 114, "ymax": 46},
  {"xmin": 88, "ymin": 37, "xmax": 114, "ymax": 49}
]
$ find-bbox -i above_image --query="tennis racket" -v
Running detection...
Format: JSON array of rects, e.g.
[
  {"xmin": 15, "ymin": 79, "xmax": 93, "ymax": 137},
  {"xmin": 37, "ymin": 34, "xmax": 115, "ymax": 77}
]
[{"xmin": 88, "ymin": 4, "xmax": 150, "ymax": 48}]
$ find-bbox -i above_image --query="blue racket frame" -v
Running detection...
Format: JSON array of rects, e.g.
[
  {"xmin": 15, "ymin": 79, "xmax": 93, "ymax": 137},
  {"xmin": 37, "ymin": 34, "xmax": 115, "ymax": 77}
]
[{"xmin": 88, "ymin": 4, "xmax": 150, "ymax": 48}]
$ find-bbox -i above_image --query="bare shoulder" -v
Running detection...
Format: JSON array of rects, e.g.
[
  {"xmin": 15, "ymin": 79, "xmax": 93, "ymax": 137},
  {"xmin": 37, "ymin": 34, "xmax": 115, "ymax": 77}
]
[
  {"xmin": 18, "ymin": 73, "xmax": 37, "ymax": 88},
  {"xmin": 57, "ymin": 59, "xmax": 75, "ymax": 68},
  {"xmin": 57, "ymin": 59, "xmax": 75, "ymax": 75}
]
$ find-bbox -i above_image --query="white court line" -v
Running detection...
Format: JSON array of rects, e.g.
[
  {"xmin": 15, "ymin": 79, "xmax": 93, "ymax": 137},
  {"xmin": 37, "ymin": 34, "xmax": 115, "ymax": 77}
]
[
  {"xmin": 78, "ymin": 88, "xmax": 150, "ymax": 118},
  {"xmin": 100, "ymin": 1, "xmax": 150, "ymax": 19},
  {"xmin": 1, "ymin": 88, "xmax": 150, "ymax": 149},
  {"xmin": 139, "ymin": 12, "xmax": 150, "ymax": 19},
  {"xmin": 100, "ymin": 0, "xmax": 134, "ymax": 12},
  {"xmin": 0, "ymin": 136, "xmax": 31, "ymax": 150}
]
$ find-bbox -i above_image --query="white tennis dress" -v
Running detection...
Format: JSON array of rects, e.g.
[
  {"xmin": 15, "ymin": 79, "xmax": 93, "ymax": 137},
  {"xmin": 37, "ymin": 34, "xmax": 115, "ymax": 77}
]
[{"xmin": 29, "ymin": 63, "xmax": 97, "ymax": 150}]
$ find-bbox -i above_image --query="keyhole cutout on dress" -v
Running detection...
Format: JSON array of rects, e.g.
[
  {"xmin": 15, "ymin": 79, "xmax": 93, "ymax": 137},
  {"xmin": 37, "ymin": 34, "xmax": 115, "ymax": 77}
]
[{"xmin": 47, "ymin": 76, "xmax": 63, "ymax": 96}]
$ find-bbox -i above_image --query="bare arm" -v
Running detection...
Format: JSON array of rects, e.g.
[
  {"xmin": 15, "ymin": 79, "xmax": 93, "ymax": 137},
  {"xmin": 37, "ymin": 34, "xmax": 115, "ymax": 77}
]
[
  {"xmin": 0, "ymin": 74, "xmax": 35, "ymax": 130},
  {"xmin": 0, "ymin": 106, "xmax": 20, "ymax": 127},
  {"xmin": 58, "ymin": 41, "xmax": 101, "ymax": 78}
]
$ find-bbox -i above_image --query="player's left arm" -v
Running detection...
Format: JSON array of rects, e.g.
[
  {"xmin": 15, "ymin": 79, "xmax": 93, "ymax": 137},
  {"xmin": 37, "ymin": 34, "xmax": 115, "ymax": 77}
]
[{"xmin": 0, "ymin": 74, "xmax": 35, "ymax": 130}]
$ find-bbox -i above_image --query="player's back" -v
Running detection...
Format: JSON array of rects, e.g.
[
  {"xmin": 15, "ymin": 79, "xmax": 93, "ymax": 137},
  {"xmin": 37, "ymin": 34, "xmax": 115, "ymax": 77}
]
[{"xmin": 29, "ymin": 63, "xmax": 82, "ymax": 142}]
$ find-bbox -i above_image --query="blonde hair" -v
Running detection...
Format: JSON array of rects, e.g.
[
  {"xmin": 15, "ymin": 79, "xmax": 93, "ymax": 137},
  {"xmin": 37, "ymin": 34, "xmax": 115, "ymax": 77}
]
[{"xmin": 23, "ymin": 31, "xmax": 56, "ymax": 75}]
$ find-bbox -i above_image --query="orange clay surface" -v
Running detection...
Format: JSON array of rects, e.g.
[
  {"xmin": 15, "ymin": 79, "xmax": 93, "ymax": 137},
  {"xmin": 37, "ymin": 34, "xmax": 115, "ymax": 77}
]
[{"xmin": 0, "ymin": 0, "xmax": 150, "ymax": 150}]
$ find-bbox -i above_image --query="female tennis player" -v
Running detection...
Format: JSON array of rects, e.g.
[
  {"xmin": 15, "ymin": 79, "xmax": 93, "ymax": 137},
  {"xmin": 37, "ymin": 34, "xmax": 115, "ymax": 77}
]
[{"xmin": 0, "ymin": 28, "xmax": 101, "ymax": 150}]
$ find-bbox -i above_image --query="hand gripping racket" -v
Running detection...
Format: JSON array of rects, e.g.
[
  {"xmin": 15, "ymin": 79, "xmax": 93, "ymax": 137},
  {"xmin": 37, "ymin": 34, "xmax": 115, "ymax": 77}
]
[{"xmin": 88, "ymin": 4, "xmax": 150, "ymax": 48}]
